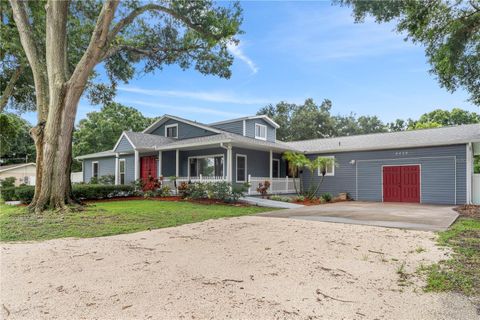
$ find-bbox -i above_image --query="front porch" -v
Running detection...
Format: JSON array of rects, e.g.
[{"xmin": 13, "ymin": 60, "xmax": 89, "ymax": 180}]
[{"xmin": 115, "ymin": 142, "xmax": 296, "ymax": 195}]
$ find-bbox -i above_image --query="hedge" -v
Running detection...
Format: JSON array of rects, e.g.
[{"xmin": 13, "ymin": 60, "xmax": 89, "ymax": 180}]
[{"xmin": 1, "ymin": 185, "xmax": 135, "ymax": 204}]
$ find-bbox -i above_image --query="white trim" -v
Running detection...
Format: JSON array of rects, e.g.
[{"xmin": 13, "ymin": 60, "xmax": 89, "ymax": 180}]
[
  {"xmin": 165, "ymin": 123, "xmax": 179, "ymax": 138},
  {"xmin": 381, "ymin": 164, "xmax": 422, "ymax": 203},
  {"xmin": 114, "ymin": 154, "xmax": 119, "ymax": 185},
  {"xmin": 227, "ymin": 145, "xmax": 233, "ymax": 182},
  {"xmin": 466, "ymin": 143, "xmax": 473, "ymax": 204},
  {"xmin": 91, "ymin": 161, "xmax": 99, "ymax": 179},
  {"xmin": 242, "ymin": 120, "xmax": 246, "ymax": 136},
  {"xmin": 175, "ymin": 149, "xmax": 180, "ymax": 177},
  {"xmin": 272, "ymin": 158, "xmax": 280, "ymax": 178},
  {"xmin": 143, "ymin": 115, "xmax": 222, "ymax": 134},
  {"xmin": 209, "ymin": 115, "xmax": 280, "ymax": 129},
  {"xmin": 134, "ymin": 150, "xmax": 140, "ymax": 180},
  {"xmin": 317, "ymin": 156, "xmax": 335, "ymax": 176},
  {"xmin": 112, "ymin": 132, "xmax": 136, "ymax": 152},
  {"xmin": 255, "ymin": 123, "xmax": 267, "ymax": 140},
  {"xmin": 158, "ymin": 151, "xmax": 163, "ymax": 177},
  {"xmin": 269, "ymin": 150, "xmax": 273, "ymax": 179},
  {"xmin": 187, "ymin": 153, "xmax": 225, "ymax": 178},
  {"xmin": 119, "ymin": 158, "xmax": 126, "ymax": 185},
  {"xmin": 236, "ymin": 154, "xmax": 247, "ymax": 182}
]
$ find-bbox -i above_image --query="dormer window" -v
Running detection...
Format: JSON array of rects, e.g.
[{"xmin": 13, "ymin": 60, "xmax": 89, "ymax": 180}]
[
  {"xmin": 255, "ymin": 123, "xmax": 267, "ymax": 140},
  {"xmin": 165, "ymin": 124, "xmax": 178, "ymax": 138}
]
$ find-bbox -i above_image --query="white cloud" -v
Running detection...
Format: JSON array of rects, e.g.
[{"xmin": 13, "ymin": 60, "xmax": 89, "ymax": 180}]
[
  {"xmin": 118, "ymin": 86, "xmax": 270, "ymax": 105},
  {"xmin": 122, "ymin": 99, "xmax": 247, "ymax": 118},
  {"xmin": 227, "ymin": 42, "xmax": 259, "ymax": 74}
]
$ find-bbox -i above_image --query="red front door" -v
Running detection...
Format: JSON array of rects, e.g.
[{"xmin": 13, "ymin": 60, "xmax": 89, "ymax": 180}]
[
  {"xmin": 383, "ymin": 165, "xmax": 420, "ymax": 203},
  {"xmin": 140, "ymin": 156, "xmax": 157, "ymax": 182}
]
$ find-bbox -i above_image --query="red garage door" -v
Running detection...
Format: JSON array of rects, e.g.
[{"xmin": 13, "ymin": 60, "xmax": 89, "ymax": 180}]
[{"xmin": 383, "ymin": 165, "xmax": 420, "ymax": 203}]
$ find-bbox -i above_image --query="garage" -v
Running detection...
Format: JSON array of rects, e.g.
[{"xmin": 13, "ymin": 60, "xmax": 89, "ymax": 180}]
[{"xmin": 383, "ymin": 165, "xmax": 420, "ymax": 203}]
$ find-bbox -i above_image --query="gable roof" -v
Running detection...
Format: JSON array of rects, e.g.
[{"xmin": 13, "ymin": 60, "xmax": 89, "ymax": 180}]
[
  {"xmin": 209, "ymin": 115, "xmax": 280, "ymax": 129},
  {"xmin": 142, "ymin": 114, "xmax": 222, "ymax": 134},
  {"xmin": 287, "ymin": 123, "xmax": 480, "ymax": 153},
  {"xmin": 0, "ymin": 162, "xmax": 36, "ymax": 173},
  {"xmin": 75, "ymin": 150, "xmax": 117, "ymax": 160}
]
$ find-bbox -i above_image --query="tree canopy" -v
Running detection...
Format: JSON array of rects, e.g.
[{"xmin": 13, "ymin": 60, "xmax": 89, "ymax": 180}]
[
  {"xmin": 0, "ymin": 113, "xmax": 35, "ymax": 164},
  {"xmin": 73, "ymin": 103, "xmax": 155, "ymax": 157},
  {"xmin": 337, "ymin": 0, "xmax": 480, "ymax": 105}
]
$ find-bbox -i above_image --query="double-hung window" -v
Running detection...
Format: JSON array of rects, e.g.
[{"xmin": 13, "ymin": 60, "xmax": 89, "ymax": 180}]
[
  {"xmin": 236, "ymin": 154, "xmax": 247, "ymax": 182},
  {"xmin": 255, "ymin": 123, "xmax": 267, "ymax": 140},
  {"xmin": 189, "ymin": 155, "xmax": 224, "ymax": 177},
  {"xmin": 165, "ymin": 124, "xmax": 178, "ymax": 138},
  {"xmin": 92, "ymin": 161, "xmax": 99, "ymax": 179},
  {"xmin": 317, "ymin": 156, "xmax": 335, "ymax": 176},
  {"xmin": 119, "ymin": 159, "xmax": 126, "ymax": 185}
]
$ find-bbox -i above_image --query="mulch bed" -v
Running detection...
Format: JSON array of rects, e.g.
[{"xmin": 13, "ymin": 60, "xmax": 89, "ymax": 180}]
[
  {"xmin": 84, "ymin": 196, "xmax": 250, "ymax": 207},
  {"xmin": 454, "ymin": 205, "xmax": 480, "ymax": 219}
]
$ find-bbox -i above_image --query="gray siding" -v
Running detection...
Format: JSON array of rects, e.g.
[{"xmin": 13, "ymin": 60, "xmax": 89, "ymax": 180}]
[
  {"xmin": 119, "ymin": 154, "xmax": 135, "ymax": 184},
  {"xmin": 150, "ymin": 118, "xmax": 217, "ymax": 139},
  {"xmin": 114, "ymin": 135, "xmax": 134, "ymax": 152},
  {"xmin": 211, "ymin": 121, "xmax": 244, "ymax": 135},
  {"xmin": 83, "ymin": 157, "xmax": 116, "ymax": 183},
  {"xmin": 245, "ymin": 119, "xmax": 276, "ymax": 142},
  {"xmin": 232, "ymin": 148, "xmax": 283, "ymax": 182},
  {"xmin": 302, "ymin": 144, "xmax": 467, "ymax": 205}
]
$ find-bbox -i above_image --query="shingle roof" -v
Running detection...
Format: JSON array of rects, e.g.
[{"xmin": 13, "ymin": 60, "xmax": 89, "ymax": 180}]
[
  {"xmin": 0, "ymin": 162, "xmax": 36, "ymax": 172},
  {"xmin": 75, "ymin": 150, "xmax": 116, "ymax": 160},
  {"xmin": 143, "ymin": 114, "xmax": 222, "ymax": 134},
  {"xmin": 156, "ymin": 131, "xmax": 299, "ymax": 152},
  {"xmin": 124, "ymin": 131, "xmax": 173, "ymax": 149},
  {"xmin": 286, "ymin": 124, "xmax": 480, "ymax": 153},
  {"xmin": 209, "ymin": 115, "xmax": 280, "ymax": 129}
]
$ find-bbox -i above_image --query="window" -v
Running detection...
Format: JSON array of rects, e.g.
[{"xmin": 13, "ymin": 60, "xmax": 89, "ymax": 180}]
[
  {"xmin": 165, "ymin": 124, "xmax": 178, "ymax": 138},
  {"xmin": 189, "ymin": 155, "xmax": 224, "ymax": 177},
  {"xmin": 317, "ymin": 156, "xmax": 335, "ymax": 176},
  {"xmin": 92, "ymin": 161, "xmax": 99, "ymax": 179},
  {"xmin": 255, "ymin": 123, "xmax": 267, "ymax": 140},
  {"xmin": 119, "ymin": 159, "xmax": 126, "ymax": 185},
  {"xmin": 236, "ymin": 154, "xmax": 247, "ymax": 182},
  {"xmin": 272, "ymin": 159, "xmax": 280, "ymax": 178}
]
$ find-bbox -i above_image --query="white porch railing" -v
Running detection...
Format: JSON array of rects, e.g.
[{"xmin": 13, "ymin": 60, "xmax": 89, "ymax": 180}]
[
  {"xmin": 247, "ymin": 175, "xmax": 296, "ymax": 195},
  {"xmin": 162, "ymin": 175, "xmax": 226, "ymax": 191}
]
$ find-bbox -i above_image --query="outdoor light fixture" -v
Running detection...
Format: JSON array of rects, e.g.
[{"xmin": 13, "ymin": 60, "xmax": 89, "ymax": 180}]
[{"xmin": 350, "ymin": 160, "xmax": 356, "ymax": 165}]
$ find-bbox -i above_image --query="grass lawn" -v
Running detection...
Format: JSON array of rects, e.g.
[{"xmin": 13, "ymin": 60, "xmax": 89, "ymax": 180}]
[
  {"xmin": 420, "ymin": 217, "xmax": 480, "ymax": 302},
  {"xmin": 0, "ymin": 200, "xmax": 273, "ymax": 242}
]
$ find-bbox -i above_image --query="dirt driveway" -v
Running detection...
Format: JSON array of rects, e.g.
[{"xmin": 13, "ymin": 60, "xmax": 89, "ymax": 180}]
[
  {"xmin": 1, "ymin": 216, "xmax": 477, "ymax": 319},
  {"xmin": 258, "ymin": 201, "xmax": 459, "ymax": 231}
]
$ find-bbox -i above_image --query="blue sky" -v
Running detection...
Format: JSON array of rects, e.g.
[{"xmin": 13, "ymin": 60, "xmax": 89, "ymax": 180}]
[{"xmin": 21, "ymin": 1, "xmax": 479, "ymax": 125}]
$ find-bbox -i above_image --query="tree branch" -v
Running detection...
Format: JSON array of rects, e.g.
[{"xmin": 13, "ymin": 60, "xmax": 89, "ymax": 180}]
[
  {"xmin": 0, "ymin": 64, "xmax": 23, "ymax": 112},
  {"xmin": 102, "ymin": 43, "xmax": 207, "ymax": 61}
]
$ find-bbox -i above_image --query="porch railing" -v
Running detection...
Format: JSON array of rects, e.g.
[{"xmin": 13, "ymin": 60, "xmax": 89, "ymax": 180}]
[
  {"xmin": 162, "ymin": 175, "xmax": 226, "ymax": 191},
  {"xmin": 247, "ymin": 175, "xmax": 296, "ymax": 195}
]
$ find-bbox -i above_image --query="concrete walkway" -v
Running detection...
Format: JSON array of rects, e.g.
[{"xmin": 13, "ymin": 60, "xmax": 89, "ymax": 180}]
[
  {"xmin": 241, "ymin": 196, "xmax": 304, "ymax": 209},
  {"xmin": 257, "ymin": 201, "xmax": 459, "ymax": 231}
]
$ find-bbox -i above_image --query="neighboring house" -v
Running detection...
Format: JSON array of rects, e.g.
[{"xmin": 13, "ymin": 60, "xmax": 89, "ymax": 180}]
[
  {"xmin": 75, "ymin": 114, "xmax": 480, "ymax": 205},
  {"xmin": 0, "ymin": 163, "xmax": 36, "ymax": 186}
]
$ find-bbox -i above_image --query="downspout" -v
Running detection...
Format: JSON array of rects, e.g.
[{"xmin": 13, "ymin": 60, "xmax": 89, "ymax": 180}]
[{"xmin": 466, "ymin": 142, "xmax": 473, "ymax": 204}]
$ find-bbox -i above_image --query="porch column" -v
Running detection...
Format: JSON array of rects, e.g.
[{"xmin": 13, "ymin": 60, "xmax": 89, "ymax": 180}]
[
  {"xmin": 466, "ymin": 142, "xmax": 473, "ymax": 204},
  {"xmin": 175, "ymin": 149, "xmax": 180, "ymax": 177},
  {"xmin": 158, "ymin": 151, "xmax": 163, "ymax": 177},
  {"xmin": 114, "ymin": 153, "xmax": 119, "ymax": 185},
  {"xmin": 269, "ymin": 150, "xmax": 273, "ymax": 180},
  {"xmin": 227, "ymin": 144, "xmax": 233, "ymax": 182},
  {"xmin": 134, "ymin": 150, "xmax": 140, "ymax": 181}
]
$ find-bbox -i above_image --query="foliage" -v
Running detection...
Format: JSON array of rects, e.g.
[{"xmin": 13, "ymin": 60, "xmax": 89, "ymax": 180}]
[
  {"xmin": 408, "ymin": 108, "xmax": 480, "ymax": 130},
  {"xmin": 283, "ymin": 151, "xmax": 309, "ymax": 195},
  {"xmin": 178, "ymin": 181, "xmax": 246, "ymax": 203},
  {"xmin": 0, "ymin": 187, "xmax": 17, "ymax": 201},
  {"xmin": 142, "ymin": 176, "xmax": 162, "ymax": 191},
  {"xmin": 474, "ymin": 156, "xmax": 480, "ymax": 174},
  {"xmin": 9, "ymin": 184, "xmax": 136, "ymax": 204},
  {"xmin": 256, "ymin": 180, "xmax": 271, "ymax": 198},
  {"xmin": 97, "ymin": 174, "xmax": 115, "ymax": 185},
  {"xmin": 420, "ymin": 218, "xmax": 480, "ymax": 299},
  {"xmin": 73, "ymin": 103, "xmax": 156, "ymax": 158},
  {"xmin": 321, "ymin": 193, "xmax": 332, "ymax": 202},
  {"xmin": 0, "ymin": 113, "xmax": 35, "ymax": 164},
  {"xmin": 269, "ymin": 195, "xmax": 291, "ymax": 203},
  {"xmin": 0, "ymin": 177, "xmax": 16, "ymax": 188},
  {"xmin": 337, "ymin": 1, "xmax": 480, "ymax": 105},
  {"xmin": 0, "ymin": 200, "xmax": 273, "ymax": 242},
  {"xmin": 294, "ymin": 195, "xmax": 305, "ymax": 202}
]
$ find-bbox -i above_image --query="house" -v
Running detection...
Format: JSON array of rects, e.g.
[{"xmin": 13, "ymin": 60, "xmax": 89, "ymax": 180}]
[
  {"xmin": 0, "ymin": 163, "xmax": 36, "ymax": 186},
  {"xmin": 75, "ymin": 114, "xmax": 480, "ymax": 205}
]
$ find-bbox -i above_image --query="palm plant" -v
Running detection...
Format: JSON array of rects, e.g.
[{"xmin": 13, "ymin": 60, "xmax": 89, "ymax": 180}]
[
  {"xmin": 282, "ymin": 151, "xmax": 309, "ymax": 196},
  {"xmin": 309, "ymin": 157, "xmax": 337, "ymax": 198}
]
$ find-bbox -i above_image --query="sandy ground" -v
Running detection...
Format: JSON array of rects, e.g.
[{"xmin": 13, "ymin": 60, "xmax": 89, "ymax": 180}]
[{"xmin": 1, "ymin": 216, "xmax": 478, "ymax": 320}]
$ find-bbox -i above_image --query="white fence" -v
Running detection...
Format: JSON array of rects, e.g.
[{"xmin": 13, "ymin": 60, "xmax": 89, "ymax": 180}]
[
  {"xmin": 247, "ymin": 176, "xmax": 296, "ymax": 195},
  {"xmin": 71, "ymin": 172, "xmax": 84, "ymax": 183},
  {"xmin": 474, "ymin": 174, "xmax": 480, "ymax": 204}
]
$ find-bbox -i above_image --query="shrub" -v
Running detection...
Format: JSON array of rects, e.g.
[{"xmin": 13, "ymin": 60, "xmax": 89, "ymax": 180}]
[
  {"xmin": 270, "ymin": 195, "xmax": 291, "ymax": 203},
  {"xmin": 72, "ymin": 184, "xmax": 135, "ymax": 200},
  {"xmin": 321, "ymin": 192, "xmax": 332, "ymax": 202},
  {"xmin": 0, "ymin": 187, "xmax": 17, "ymax": 201},
  {"xmin": 188, "ymin": 182, "xmax": 209, "ymax": 199},
  {"xmin": 178, "ymin": 182, "xmax": 246, "ymax": 203},
  {"xmin": 0, "ymin": 177, "xmax": 16, "ymax": 188},
  {"xmin": 97, "ymin": 174, "xmax": 115, "ymax": 185},
  {"xmin": 15, "ymin": 186, "xmax": 35, "ymax": 203},
  {"xmin": 294, "ymin": 195, "xmax": 305, "ymax": 202}
]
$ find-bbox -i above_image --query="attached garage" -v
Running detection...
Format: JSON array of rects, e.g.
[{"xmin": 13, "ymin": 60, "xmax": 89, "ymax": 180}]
[{"xmin": 289, "ymin": 124, "xmax": 479, "ymax": 205}]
